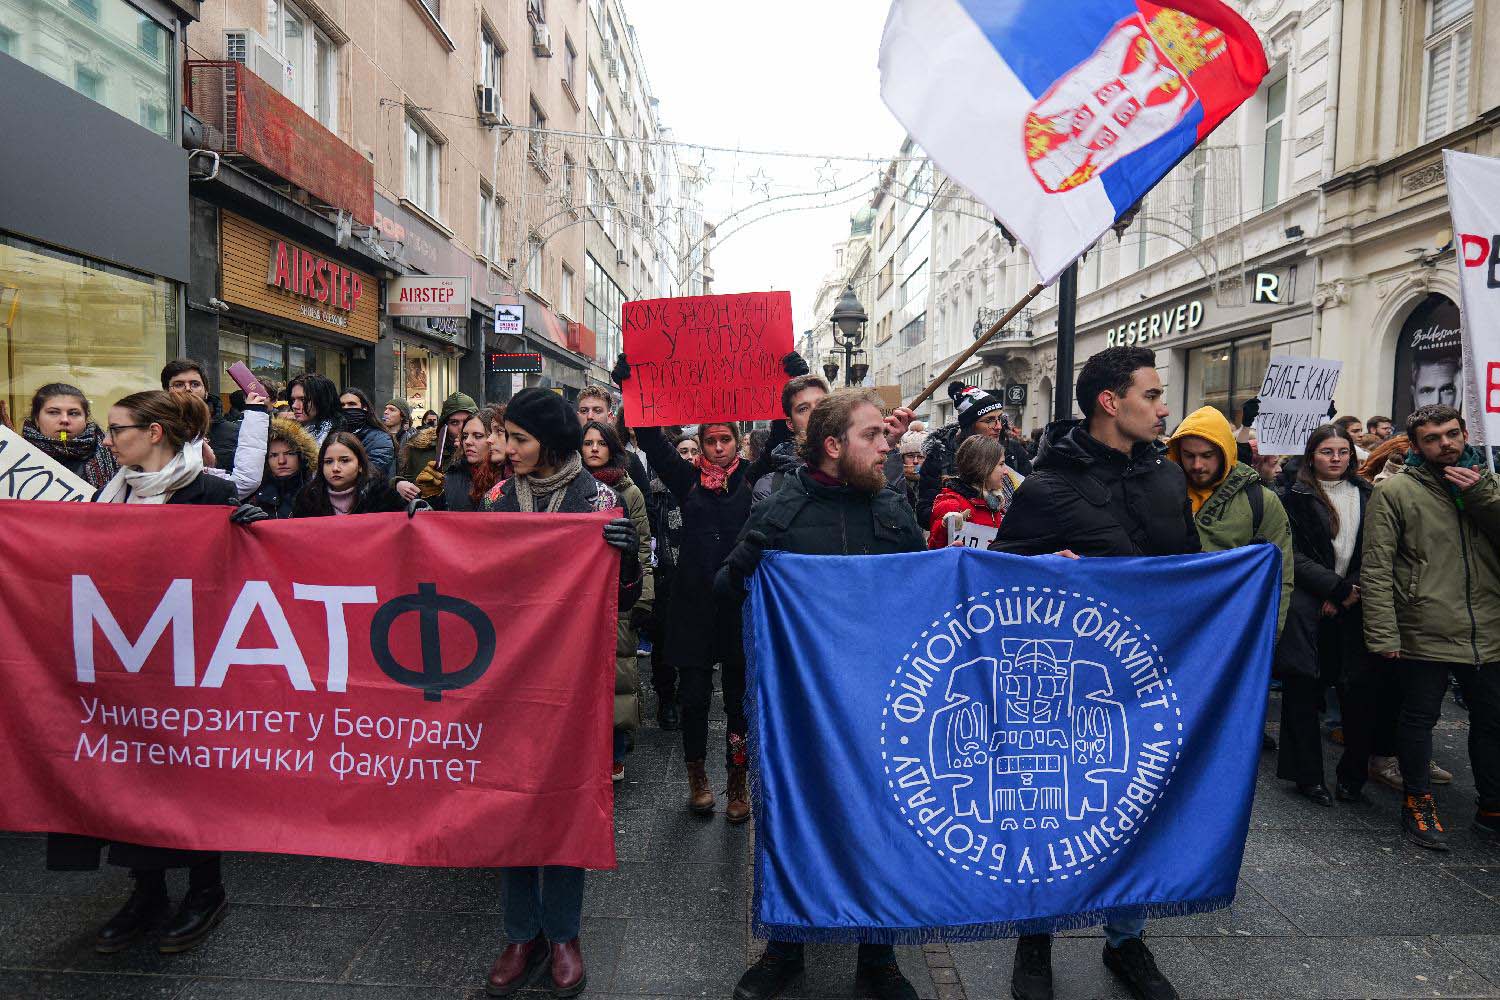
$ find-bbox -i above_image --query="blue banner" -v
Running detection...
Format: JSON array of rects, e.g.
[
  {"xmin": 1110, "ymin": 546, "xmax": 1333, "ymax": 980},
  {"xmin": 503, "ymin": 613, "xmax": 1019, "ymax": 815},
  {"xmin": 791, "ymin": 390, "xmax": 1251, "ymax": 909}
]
[{"xmin": 746, "ymin": 545, "xmax": 1280, "ymax": 942}]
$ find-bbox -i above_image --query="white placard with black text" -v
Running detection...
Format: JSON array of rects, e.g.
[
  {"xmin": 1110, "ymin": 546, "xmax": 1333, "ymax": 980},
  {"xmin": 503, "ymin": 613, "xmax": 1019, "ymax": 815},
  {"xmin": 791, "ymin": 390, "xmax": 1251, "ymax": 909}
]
[
  {"xmin": 0, "ymin": 425, "xmax": 94, "ymax": 501},
  {"xmin": 1255, "ymin": 355, "xmax": 1343, "ymax": 455}
]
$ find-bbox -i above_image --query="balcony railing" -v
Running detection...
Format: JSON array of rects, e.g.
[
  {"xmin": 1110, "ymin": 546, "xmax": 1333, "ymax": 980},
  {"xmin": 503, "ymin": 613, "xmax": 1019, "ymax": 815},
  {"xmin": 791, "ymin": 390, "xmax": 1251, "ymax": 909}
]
[
  {"xmin": 185, "ymin": 61, "xmax": 374, "ymax": 225},
  {"xmin": 973, "ymin": 306, "xmax": 1033, "ymax": 342}
]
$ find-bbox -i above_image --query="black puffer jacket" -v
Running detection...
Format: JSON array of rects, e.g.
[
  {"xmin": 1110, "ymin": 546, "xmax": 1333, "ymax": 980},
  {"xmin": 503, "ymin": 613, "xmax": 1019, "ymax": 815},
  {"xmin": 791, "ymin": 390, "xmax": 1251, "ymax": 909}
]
[
  {"xmin": 719, "ymin": 466, "xmax": 926, "ymax": 595},
  {"xmin": 916, "ymin": 422, "xmax": 1032, "ymax": 525},
  {"xmin": 206, "ymin": 394, "xmax": 241, "ymax": 474},
  {"xmin": 638, "ymin": 425, "xmax": 752, "ymax": 669},
  {"xmin": 751, "ymin": 440, "xmax": 803, "ymax": 505},
  {"xmin": 1274, "ymin": 478, "xmax": 1371, "ymax": 682},
  {"xmin": 991, "ymin": 420, "xmax": 1199, "ymax": 558}
]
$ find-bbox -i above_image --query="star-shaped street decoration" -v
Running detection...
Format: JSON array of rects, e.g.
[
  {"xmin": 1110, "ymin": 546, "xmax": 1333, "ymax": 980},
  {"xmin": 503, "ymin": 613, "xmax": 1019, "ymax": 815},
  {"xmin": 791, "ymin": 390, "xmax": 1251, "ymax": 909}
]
[
  {"xmin": 815, "ymin": 158, "xmax": 840, "ymax": 191},
  {"xmin": 747, "ymin": 167, "xmax": 772, "ymax": 198}
]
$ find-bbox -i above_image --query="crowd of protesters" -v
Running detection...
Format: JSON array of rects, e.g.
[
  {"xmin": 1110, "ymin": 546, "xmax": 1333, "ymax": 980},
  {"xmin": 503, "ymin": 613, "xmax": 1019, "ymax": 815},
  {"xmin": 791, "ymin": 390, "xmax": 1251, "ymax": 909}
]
[{"xmin": 5, "ymin": 341, "xmax": 1497, "ymax": 1000}]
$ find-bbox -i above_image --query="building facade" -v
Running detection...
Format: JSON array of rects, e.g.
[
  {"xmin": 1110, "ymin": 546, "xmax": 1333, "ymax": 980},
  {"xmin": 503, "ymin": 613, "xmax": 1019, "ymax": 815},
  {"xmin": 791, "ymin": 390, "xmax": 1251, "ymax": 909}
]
[
  {"xmin": 0, "ymin": 0, "xmax": 198, "ymax": 426},
  {"xmin": 1311, "ymin": 0, "xmax": 1492, "ymax": 427}
]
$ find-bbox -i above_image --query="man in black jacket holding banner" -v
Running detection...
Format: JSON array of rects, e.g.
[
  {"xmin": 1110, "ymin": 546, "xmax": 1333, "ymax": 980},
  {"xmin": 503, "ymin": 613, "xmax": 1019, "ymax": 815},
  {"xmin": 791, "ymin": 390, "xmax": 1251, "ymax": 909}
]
[
  {"xmin": 719, "ymin": 387, "xmax": 921, "ymax": 1000},
  {"xmin": 992, "ymin": 346, "xmax": 1196, "ymax": 1000}
]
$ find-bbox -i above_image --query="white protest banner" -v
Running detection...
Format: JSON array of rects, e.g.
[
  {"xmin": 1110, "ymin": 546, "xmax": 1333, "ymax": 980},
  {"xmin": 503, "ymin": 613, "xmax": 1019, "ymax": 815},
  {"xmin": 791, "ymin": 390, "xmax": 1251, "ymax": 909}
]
[
  {"xmin": 1255, "ymin": 356, "xmax": 1342, "ymax": 455},
  {"xmin": 0, "ymin": 425, "xmax": 94, "ymax": 501},
  {"xmin": 954, "ymin": 521, "xmax": 997, "ymax": 549},
  {"xmin": 1445, "ymin": 150, "xmax": 1500, "ymax": 468}
]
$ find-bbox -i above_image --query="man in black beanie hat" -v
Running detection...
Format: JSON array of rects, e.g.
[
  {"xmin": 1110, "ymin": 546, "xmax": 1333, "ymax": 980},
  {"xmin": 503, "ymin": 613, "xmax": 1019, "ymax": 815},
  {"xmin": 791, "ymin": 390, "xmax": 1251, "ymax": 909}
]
[{"xmin": 914, "ymin": 380, "xmax": 1031, "ymax": 525}]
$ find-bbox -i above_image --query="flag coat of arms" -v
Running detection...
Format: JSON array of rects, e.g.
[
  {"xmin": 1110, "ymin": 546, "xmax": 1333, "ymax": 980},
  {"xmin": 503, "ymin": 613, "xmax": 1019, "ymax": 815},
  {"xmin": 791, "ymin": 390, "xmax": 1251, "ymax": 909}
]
[
  {"xmin": 880, "ymin": 0, "xmax": 1268, "ymax": 283},
  {"xmin": 746, "ymin": 545, "xmax": 1280, "ymax": 941}
]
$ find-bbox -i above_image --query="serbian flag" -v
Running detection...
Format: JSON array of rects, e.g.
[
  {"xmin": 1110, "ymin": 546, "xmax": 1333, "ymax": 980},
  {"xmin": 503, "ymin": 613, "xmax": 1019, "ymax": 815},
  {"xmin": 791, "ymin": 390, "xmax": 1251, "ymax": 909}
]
[{"xmin": 880, "ymin": 0, "xmax": 1268, "ymax": 284}]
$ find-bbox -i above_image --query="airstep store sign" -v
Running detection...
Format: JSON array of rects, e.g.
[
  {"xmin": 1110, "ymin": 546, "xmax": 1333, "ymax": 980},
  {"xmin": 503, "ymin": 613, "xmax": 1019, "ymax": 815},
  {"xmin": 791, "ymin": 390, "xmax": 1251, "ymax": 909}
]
[{"xmin": 221, "ymin": 213, "xmax": 379, "ymax": 344}]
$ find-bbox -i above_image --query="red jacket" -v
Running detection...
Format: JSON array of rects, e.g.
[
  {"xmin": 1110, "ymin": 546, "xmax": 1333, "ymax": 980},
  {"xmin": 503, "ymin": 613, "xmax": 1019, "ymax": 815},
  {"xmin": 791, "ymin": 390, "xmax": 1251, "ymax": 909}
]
[{"xmin": 928, "ymin": 483, "xmax": 1004, "ymax": 549}]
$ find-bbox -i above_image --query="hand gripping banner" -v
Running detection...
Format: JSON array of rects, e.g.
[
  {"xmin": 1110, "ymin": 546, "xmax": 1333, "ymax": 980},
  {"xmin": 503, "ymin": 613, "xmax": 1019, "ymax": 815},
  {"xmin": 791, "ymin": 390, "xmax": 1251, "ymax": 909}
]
[
  {"xmin": 746, "ymin": 544, "xmax": 1280, "ymax": 941},
  {"xmin": 0, "ymin": 502, "xmax": 619, "ymax": 869}
]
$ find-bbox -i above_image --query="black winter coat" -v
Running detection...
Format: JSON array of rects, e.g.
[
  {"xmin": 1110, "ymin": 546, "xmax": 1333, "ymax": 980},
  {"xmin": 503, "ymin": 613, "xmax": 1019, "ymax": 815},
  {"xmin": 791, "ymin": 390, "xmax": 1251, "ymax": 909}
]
[
  {"xmin": 720, "ymin": 467, "xmax": 926, "ymax": 594},
  {"xmin": 638, "ymin": 426, "xmax": 752, "ymax": 669},
  {"xmin": 252, "ymin": 471, "xmax": 312, "ymax": 518},
  {"xmin": 916, "ymin": 423, "xmax": 1032, "ymax": 525},
  {"xmin": 1274, "ymin": 478, "xmax": 1371, "ymax": 682},
  {"xmin": 290, "ymin": 476, "xmax": 408, "ymax": 517},
  {"xmin": 53, "ymin": 469, "xmax": 235, "ymax": 873},
  {"xmin": 991, "ymin": 420, "xmax": 1200, "ymax": 558},
  {"xmin": 206, "ymin": 394, "xmax": 241, "ymax": 475}
]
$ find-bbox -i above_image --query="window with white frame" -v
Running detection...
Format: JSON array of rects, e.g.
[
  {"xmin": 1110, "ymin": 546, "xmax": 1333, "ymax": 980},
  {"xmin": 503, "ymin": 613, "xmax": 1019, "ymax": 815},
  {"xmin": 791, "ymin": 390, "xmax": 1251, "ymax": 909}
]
[
  {"xmin": 1422, "ymin": 0, "xmax": 1473, "ymax": 143},
  {"xmin": 526, "ymin": 237, "xmax": 544, "ymax": 295},
  {"xmin": 479, "ymin": 184, "xmax": 503, "ymax": 264},
  {"xmin": 405, "ymin": 118, "xmax": 441, "ymax": 217},
  {"xmin": 1260, "ymin": 75, "xmax": 1286, "ymax": 210},
  {"xmin": 266, "ymin": 0, "xmax": 337, "ymax": 128},
  {"xmin": 560, "ymin": 264, "xmax": 575, "ymax": 318},
  {"xmin": 587, "ymin": 68, "xmax": 602, "ymax": 124},
  {"xmin": 480, "ymin": 29, "xmax": 503, "ymax": 96}
]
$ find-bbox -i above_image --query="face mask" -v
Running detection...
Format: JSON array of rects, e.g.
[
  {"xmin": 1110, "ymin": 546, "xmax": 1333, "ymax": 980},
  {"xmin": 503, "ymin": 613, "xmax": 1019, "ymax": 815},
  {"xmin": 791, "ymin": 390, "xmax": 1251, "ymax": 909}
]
[{"xmin": 341, "ymin": 408, "xmax": 368, "ymax": 430}]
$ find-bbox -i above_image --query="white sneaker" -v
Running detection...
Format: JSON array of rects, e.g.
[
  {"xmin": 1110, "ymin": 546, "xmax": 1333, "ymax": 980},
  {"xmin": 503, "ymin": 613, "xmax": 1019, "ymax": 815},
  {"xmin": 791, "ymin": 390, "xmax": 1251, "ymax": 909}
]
[
  {"xmin": 1369, "ymin": 756, "xmax": 1403, "ymax": 791},
  {"xmin": 1429, "ymin": 760, "xmax": 1454, "ymax": 785}
]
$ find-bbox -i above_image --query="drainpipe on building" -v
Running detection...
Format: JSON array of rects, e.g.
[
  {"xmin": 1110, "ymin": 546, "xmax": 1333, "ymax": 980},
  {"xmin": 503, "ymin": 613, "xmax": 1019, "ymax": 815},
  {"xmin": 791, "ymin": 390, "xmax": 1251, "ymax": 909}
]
[{"xmin": 1312, "ymin": 0, "xmax": 1343, "ymax": 358}]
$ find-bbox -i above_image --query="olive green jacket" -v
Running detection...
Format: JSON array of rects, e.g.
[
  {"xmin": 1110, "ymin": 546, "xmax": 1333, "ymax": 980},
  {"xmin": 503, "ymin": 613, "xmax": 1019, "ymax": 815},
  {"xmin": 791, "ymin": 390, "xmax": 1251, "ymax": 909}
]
[
  {"xmin": 1361, "ymin": 450, "xmax": 1500, "ymax": 663},
  {"xmin": 1193, "ymin": 462, "xmax": 1294, "ymax": 635}
]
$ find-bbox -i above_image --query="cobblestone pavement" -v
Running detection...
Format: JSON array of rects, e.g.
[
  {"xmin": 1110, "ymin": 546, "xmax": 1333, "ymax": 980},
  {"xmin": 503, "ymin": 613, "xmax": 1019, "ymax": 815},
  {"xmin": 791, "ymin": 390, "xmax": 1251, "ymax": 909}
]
[{"xmin": 1, "ymin": 687, "xmax": 1498, "ymax": 999}]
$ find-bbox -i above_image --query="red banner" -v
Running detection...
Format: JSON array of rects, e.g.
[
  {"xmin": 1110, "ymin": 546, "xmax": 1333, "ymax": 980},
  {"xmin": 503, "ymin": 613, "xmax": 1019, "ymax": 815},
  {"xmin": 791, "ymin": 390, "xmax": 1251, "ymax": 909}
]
[
  {"xmin": 621, "ymin": 291, "xmax": 795, "ymax": 427},
  {"xmin": 0, "ymin": 502, "xmax": 618, "ymax": 869}
]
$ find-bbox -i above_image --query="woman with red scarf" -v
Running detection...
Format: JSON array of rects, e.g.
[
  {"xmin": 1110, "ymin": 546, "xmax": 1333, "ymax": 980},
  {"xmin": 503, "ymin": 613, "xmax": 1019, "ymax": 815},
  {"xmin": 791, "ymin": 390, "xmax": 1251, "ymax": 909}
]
[{"xmin": 626, "ymin": 396, "xmax": 756, "ymax": 823}]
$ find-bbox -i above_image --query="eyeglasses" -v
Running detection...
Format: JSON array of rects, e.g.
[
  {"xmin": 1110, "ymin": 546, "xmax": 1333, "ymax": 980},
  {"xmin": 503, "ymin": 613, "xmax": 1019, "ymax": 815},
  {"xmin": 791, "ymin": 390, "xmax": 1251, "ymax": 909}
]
[{"xmin": 106, "ymin": 424, "xmax": 149, "ymax": 435}]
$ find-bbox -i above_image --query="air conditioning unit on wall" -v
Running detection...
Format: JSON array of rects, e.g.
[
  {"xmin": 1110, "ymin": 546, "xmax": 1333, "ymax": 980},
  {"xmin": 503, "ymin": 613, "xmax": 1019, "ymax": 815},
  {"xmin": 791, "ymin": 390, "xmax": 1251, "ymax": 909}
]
[
  {"xmin": 476, "ymin": 85, "xmax": 501, "ymax": 124},
  {"xmin": 224, "ymin": 28, "xmax": 289, "ymax": 94},
  {"xmin": 532, "ymin": 23, "xmax": 552, "ymax": 57}
]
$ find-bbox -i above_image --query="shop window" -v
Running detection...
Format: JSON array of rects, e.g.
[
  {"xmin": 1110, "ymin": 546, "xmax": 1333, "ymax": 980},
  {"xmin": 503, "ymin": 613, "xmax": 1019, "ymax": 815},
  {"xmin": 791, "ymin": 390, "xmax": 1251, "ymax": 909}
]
[
  {"xmin": 391, "ymin": 338, "xmax": 456, "ymax": 418},
  {"xmin": 405, "ymin": 118, "xmax": 442, "ymax": 218},
  {"xmin": 1195, "ymin": 337, "xmax": 1269, "ymax": 425},
  {"xmin": 1392, "ymin": 293, "xmax": 1462, "ymax": 425},
  {"xmin": 1422, "ymin": 0, "xmax": 1472, "ymax": 143},
  {"xmin": 0, "ymin": 236, "xmax": 174, "ymax": 426},
  {"xmin": 1260, "ymin": 75, "xmax": 1287, "ymax": 210}
]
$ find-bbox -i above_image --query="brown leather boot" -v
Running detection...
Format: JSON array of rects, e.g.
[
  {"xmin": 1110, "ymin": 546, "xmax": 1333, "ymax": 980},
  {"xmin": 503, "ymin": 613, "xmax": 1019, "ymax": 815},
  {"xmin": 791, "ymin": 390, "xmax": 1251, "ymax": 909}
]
[
  {"xmin": 686, "ymin": 760, "xmax": 715, "ymax": 815},
  {"xmin": 725, "ymin": 765, "xmax": 752, "ymax": 825}
]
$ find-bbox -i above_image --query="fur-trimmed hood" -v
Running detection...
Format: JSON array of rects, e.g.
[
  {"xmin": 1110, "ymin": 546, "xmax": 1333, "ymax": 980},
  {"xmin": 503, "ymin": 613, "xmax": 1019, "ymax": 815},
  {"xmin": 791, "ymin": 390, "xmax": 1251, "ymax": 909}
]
[{"xmin": 269, "ymin": 417, "xmax": 319, "ymax": 468}]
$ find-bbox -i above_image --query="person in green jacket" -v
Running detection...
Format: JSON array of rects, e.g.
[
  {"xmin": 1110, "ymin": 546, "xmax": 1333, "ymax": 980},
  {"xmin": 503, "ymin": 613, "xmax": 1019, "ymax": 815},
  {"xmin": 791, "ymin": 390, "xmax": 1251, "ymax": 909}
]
[
  {"xmin": 1361, "ymin": 404, "xmax": 1500, "ymax": 850},
  {"xmin": 393, "ymin": 391, "xmax": 477, "ymax": 502},
  {"xmin": 1167, "ymin": 406, "xmax": 1294, "ymax": 634}
]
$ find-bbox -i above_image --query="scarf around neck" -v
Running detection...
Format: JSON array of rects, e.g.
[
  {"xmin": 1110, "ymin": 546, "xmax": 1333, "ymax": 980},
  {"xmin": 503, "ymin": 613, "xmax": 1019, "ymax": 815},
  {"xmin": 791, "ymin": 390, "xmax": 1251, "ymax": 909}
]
[
  {"xmin": 96, "ymin": 444, "xmax": 203, "ymax": 505},
  {"xmin": 22, "ymin": 420, "xmax": 119, "ymax": 488},
  {"xmin": 514, "ymin": 451, "xmax": 584, "ymax": 513},
  {"xmin": 591, "ymin": 464, "xmax": 626, "ymax": 487},
  {"xmin": 696, "ymin": 455, "xmax": 740, "ymax": 494}
]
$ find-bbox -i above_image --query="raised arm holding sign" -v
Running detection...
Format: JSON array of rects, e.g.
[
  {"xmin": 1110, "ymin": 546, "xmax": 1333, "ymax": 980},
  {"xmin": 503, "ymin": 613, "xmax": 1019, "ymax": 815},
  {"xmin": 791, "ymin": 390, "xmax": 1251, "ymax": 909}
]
[{"xmin": 620, "ymin": 291, "xmax": 794, "ymax": 427}]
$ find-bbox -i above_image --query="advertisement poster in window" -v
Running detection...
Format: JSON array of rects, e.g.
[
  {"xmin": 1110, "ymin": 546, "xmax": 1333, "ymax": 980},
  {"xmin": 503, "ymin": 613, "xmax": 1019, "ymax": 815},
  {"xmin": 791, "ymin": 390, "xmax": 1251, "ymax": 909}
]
[{"xmin": 1392, "ymin": 294, "xmax": 1462, "ymax": 427}]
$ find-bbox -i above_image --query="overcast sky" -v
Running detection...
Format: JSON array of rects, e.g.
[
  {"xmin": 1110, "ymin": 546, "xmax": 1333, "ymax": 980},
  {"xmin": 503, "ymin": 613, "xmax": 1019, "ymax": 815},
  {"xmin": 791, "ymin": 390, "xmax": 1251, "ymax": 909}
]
[{"xmin": 624, "ymin": 2, "xmax": 908, "ymax": 333}]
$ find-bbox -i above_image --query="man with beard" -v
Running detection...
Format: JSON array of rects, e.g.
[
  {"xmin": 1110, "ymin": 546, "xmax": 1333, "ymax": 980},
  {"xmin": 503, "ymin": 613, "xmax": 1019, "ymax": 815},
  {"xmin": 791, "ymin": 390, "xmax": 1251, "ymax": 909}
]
[
  {"xmin": 717, "ymin": 387, "xmax": 922, "ymax": 1000},
  {"xmin": 1363, "ymin": 404, "xmax": 1500, "ymax": 850}
]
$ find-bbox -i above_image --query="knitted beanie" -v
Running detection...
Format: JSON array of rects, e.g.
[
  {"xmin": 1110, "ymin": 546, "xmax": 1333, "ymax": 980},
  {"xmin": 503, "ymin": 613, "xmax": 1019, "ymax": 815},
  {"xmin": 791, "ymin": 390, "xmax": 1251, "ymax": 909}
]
[
  {"xmin": 948, "ymin": 381, "xmax": 1005, "ymax": 433},
  {"xmin": 385, "ymin": 398, "xmax": 412, "ymax": 422},
  {"xmin": 505, "ymin": 388, "xmax": 582, "ymax": 456}
]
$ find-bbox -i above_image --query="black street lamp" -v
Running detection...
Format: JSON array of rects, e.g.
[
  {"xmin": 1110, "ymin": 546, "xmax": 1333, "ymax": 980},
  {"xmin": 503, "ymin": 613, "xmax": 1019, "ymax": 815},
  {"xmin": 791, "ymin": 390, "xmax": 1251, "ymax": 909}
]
[{"xmin": 822, "ymin": 284, "xmax": 869, "ymax": 386}]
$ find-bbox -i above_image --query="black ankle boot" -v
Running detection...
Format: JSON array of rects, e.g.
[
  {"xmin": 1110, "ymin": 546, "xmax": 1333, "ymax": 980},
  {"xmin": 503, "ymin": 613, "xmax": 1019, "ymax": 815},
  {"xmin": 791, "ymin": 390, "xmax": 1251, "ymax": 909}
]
[
  {"xmin": 95, "ymin": 882, "xmax": 169, "ymax": 954},
  {"xmin": 157, "ymin": 884, "xmax": 228, "ymax": 954},
  {"xmin": 657, "ymin": 699, "xmax": 680, "ymax": 731}
]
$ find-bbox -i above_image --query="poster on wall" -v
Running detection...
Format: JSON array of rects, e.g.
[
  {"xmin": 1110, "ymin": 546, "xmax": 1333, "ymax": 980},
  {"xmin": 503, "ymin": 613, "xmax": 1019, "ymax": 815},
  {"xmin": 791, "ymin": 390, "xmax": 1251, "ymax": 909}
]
[{"xmin": 1391, "ymin": 293, "xmax": 1462, "ymax": 429}]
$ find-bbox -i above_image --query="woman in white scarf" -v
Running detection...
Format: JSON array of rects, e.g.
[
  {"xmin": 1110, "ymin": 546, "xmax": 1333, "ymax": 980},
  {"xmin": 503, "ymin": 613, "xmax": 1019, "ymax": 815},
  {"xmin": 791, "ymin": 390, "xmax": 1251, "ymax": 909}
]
[{"xmin": 97, "ymin": 391, "xmax": 237, "ymax": 505}]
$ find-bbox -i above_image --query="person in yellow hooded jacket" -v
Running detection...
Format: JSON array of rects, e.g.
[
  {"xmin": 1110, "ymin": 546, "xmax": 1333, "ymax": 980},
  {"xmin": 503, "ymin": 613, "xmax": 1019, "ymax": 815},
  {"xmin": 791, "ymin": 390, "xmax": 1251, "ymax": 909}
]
[{"xmin": 1167, "ymin": 406, "xmax": 1294, "ymax": 635}]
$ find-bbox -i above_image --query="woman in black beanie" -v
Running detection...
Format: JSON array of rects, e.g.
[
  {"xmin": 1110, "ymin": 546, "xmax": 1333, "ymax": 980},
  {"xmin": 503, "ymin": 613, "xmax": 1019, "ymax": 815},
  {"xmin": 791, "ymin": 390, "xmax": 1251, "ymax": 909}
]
[{"xmin": 482, "ymin": 387, "xmax": 640, "ymax": 999}]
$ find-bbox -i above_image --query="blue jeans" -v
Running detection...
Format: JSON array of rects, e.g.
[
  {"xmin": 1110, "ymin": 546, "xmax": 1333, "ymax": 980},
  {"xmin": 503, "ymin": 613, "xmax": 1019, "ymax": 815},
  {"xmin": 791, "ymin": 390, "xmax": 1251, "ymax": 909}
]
[
  {"xmin": 1104, "ymin": 916, "xmax": 1146, "ymax": 948},
  {"xmin": 613, "ymin": 729, "xmax": 629, "ymax": 765},
  {"xmin": 502, "ymin": 866, "xmax": 585, "ymax": 943}
]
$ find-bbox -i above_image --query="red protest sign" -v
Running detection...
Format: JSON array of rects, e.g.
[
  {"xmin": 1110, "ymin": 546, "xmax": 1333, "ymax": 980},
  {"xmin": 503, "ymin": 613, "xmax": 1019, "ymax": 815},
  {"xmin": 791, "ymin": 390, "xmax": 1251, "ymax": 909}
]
[
  {"xmin": 0, "ymin": 502, "xmax": 618, "ymax": 869},
  {"xmin": 621, "ymin": 290, "xmax": 794, "ymax": 427}
]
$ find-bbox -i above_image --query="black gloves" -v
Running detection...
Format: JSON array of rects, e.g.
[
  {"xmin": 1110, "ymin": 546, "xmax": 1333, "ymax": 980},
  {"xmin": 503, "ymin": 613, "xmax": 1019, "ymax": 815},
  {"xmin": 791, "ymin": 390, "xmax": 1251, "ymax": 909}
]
[
  {"xmin": 611, "ymin": 354, "xmax": 631, "ymax": 386},
  {"xmin": 230, "ymin": 504, "xmax": 269, "ymax": 526},
  {"xmin": 783, "ymin": 351, "xmax": 810, "ymax": 378},
  {"xmin": 628, "ymin": 604, "xmax": 654, "ymax": 631},
  {"xmin": 1240, "ymin": 397, "xmax": 1260, "ymax": 428},
  {"xmin": 406, "ymin": 498, "xmax": 432, "ymax": 519},
  {"xmin": 1327, "ymin": 398, "xmax": 1337, "ymax": 420},
  {"xmin": 603, "ymin": 516, "xmax": 638, "ymax": 552},
  {"xmin": 718, "ymin": 528, "xmax": 768, "ymax": 597}
]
